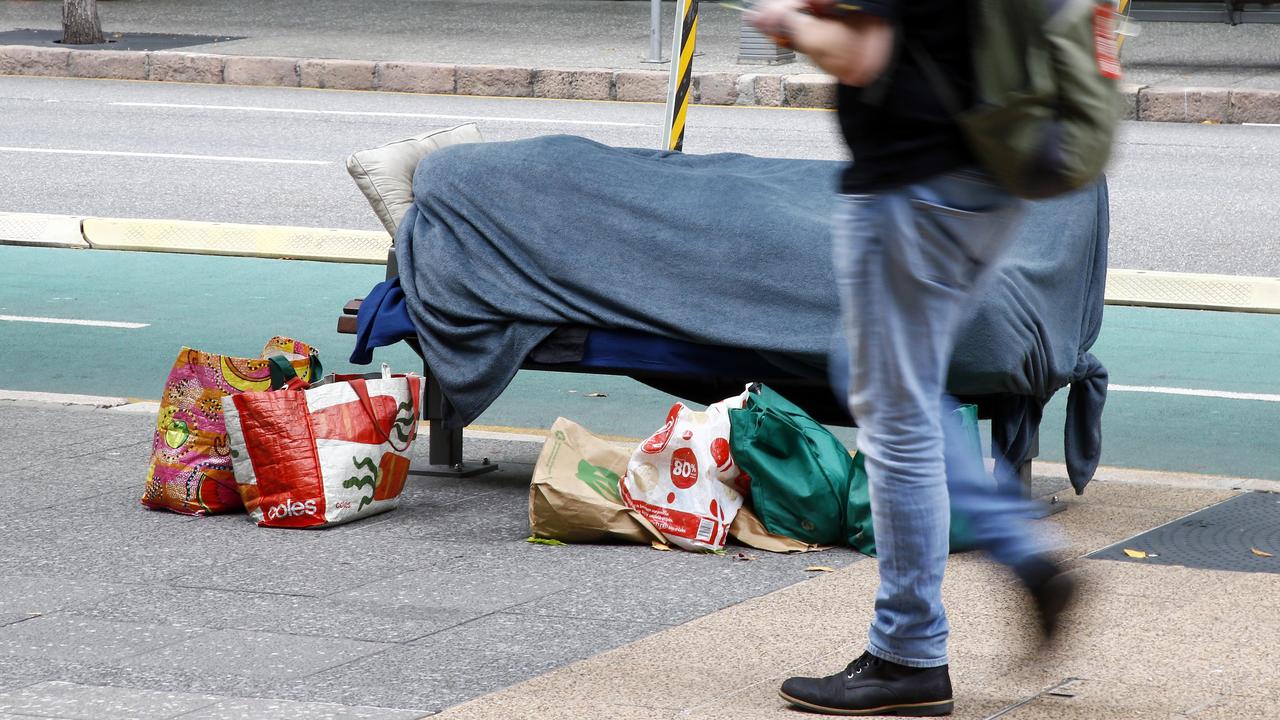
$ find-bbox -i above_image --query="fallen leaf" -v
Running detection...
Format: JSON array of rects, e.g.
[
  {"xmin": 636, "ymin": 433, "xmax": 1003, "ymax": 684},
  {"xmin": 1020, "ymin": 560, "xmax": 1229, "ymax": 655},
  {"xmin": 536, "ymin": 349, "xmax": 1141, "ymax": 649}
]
[
  {"xmin": 805, "ymin": 565, "xmax": 836, "ymax": 572},
  {"xmin": 526, "ymin": 536, "xmax": 566, "ymax": 546},
  {"xmin": 585, "ymin": 392, "xmax": 608, "ymax": 398},
  {"xmin": 651, "ymin": 541, "xmax": 671, "ymax": 551},
  {"xmin": 1251, "ymin": 547, "xmax": 1274, "ymax": 557},
  {"xmin": 1201, "ymin": 120, "xmax": 1220, "ymax": 125},
  {"xmin": 1123, "ymin": 548, "xmax": 1148, "ymax": 559}
]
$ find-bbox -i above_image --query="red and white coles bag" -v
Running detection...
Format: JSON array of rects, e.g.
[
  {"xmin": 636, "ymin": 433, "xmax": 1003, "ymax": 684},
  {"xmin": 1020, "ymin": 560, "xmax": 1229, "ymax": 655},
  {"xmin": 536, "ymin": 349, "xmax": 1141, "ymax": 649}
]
[
  {"xmin": 222, "ymin": 363, "xmax": 422, "ymax": 528},
  {"xmin": 619, "ymin": 391, "xmax": 750, "ymax": 551}
]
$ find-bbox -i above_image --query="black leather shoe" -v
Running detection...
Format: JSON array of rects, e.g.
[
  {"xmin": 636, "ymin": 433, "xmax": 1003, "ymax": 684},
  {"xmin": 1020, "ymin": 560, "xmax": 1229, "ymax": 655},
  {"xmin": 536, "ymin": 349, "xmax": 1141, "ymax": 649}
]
[
  {"xmin": 779, "ymin": 651, "xmax": 953, "ymax": 716},
  {"xmin": 1015, "ymin": 556, "xmax": 1079, "ymax": 646}
]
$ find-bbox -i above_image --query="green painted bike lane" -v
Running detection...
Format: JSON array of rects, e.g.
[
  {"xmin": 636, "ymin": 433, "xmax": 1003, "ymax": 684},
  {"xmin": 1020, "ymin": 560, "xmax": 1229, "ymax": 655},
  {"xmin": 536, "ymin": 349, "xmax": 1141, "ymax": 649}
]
[{"xmin": 2, "ymin": 245, "xmax": 1277, "ymax": 479}]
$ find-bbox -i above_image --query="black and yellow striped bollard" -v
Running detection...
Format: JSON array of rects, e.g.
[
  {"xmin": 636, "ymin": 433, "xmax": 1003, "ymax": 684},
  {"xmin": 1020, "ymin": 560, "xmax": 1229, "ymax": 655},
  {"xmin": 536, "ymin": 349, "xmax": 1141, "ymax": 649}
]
[{"xmin": 663, "ymin": 0, "xmax": 700, "ymax": 152}]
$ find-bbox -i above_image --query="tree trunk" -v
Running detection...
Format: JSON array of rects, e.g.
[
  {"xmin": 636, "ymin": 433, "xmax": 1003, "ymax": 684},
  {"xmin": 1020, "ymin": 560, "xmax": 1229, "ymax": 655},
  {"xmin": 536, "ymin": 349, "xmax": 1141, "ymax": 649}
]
[{"xmin": 62, "ymin": 0, "xmax": 105, "ymax": 45}]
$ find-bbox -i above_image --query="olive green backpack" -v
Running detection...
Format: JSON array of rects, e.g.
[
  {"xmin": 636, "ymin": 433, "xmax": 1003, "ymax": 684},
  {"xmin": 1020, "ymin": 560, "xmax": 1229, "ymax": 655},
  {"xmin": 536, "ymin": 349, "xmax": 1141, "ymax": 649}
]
[{"xmin": 913, "ymin": 0, "xmax": 1124, "ymax": 199}]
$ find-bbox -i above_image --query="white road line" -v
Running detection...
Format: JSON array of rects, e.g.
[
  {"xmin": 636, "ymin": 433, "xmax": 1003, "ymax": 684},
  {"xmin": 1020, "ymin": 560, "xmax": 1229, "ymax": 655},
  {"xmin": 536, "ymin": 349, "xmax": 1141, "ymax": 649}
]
[
  {"xmin": 1110, "ymin": 384, "xmax": 1280, "ymax": 403},
  {"xmin": 0, "ymin": 314, "xmax": 149, "ymax": 329},
  {"xmin": 109, "ymin": 101, "xmax": 659, "ymax": 128},
  {"xmin": 0, "ymin": 146, "xmax": 330, "ymax": 165}
]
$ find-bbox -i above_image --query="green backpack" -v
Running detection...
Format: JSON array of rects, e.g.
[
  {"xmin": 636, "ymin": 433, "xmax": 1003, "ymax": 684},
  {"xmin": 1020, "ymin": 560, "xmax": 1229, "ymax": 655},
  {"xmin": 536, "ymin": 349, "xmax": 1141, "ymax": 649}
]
[{"xmin": 913, "ymin": 0, "xmax": 1124, "ymax": 199}]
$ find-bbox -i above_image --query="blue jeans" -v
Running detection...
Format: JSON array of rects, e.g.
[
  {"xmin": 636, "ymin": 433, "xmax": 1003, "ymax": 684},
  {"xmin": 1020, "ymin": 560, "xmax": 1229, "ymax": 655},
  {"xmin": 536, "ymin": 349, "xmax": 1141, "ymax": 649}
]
[{"xmin": 831, "ymin": 169, "xmax": 1053, "ymax": 668}]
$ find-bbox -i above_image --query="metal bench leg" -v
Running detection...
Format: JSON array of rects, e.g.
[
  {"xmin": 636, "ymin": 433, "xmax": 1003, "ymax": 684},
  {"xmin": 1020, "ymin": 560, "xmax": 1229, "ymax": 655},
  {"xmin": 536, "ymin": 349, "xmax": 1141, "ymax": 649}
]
[
  {"xmin": 1011, "ymin": 431, "xmax": 1066, "ymax": 517},
  {"xmin": 409, "ymin": 365, "xmax": 499, "ymax": 478},
  {"xmin": 989, "ymin": 413, "xmax": 1066, "ymax": 517},
  {"xmin": 1015, "ymin": 431, "xmax": 1038, "ymax": 492}
]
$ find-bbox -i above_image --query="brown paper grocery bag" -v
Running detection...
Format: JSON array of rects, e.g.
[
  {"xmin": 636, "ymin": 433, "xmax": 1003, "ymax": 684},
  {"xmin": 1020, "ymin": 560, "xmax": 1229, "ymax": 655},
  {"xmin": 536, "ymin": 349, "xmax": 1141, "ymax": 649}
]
[
  {"xmin": 730, "ymin": 506, "xmax": 826, "ymax": 553},
  {"xmin": 530, "ymin": 417, "xmax": 824, "ymax": 552},
  {"xmin": 529, "ymin": 418, "xmax": 665, "ymax": 544}
]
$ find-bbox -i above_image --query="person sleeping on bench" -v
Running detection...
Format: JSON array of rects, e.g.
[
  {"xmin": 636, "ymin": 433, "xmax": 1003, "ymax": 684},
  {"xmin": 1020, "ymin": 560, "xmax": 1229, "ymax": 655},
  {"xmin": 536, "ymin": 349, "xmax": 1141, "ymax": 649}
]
[{"xmin": 338, "ymin": 125, "xmax": 1109, "ymax": 498}]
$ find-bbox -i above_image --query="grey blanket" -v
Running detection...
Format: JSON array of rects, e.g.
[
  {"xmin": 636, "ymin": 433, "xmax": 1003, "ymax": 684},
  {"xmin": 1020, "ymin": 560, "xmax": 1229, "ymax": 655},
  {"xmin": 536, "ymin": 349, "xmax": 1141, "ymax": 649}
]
[
  {"xmin": 396, "ymin": 136, "xmax": 1107, "ymax": 491},
  {"xmin": 948, "ymin": 182, "xmax": 1109, "ymax": 492}
]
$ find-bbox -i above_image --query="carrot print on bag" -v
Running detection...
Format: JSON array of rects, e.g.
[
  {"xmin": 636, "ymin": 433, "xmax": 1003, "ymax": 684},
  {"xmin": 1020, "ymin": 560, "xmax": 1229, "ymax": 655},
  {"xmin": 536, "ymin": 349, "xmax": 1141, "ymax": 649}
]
[{"xmin": 375, "ymin": 453, "xmax": 411, "ymax": 501}]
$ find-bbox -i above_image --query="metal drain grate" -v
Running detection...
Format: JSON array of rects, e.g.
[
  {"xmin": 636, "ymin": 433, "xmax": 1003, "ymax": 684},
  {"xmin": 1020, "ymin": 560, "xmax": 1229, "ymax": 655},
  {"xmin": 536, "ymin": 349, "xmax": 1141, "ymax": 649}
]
[{"xmin": 1089, "ymin": 491, "xmax": 1280, "ymax": 574}]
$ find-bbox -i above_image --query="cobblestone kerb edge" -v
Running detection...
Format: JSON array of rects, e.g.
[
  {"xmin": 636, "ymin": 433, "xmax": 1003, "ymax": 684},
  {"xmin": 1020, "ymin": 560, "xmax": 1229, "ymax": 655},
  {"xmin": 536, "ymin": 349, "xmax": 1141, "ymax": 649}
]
[{"xmin": 2, "ymin": 45, "xmax": 1275, "ymax": 121}]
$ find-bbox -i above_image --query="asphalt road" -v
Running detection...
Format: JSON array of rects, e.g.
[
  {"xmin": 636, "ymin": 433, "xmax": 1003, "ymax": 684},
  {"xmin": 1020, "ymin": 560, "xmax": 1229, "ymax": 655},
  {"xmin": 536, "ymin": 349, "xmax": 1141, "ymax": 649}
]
[{"xmin": 3, "ymin": 75, "xmax": 1280, "ymax": 277}]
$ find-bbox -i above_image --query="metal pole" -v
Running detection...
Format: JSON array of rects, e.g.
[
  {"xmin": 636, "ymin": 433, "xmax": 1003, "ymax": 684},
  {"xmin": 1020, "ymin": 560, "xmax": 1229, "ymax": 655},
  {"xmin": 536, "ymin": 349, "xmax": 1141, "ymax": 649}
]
[
  {"xmin": 662, "ymin": 0, "xmax": 699, "ymax": 151},
  {"xmin": 643, "ymin": 0, "xmax": 665, "ymax": 63}
]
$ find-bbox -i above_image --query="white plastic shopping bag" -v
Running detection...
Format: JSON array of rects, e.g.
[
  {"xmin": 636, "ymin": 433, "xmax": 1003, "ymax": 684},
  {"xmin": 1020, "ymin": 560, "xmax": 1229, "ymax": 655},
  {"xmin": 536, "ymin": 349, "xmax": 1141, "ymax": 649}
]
[{"xmin": 619, "ymin": 390, "xmax": 750, "ymax": 551}]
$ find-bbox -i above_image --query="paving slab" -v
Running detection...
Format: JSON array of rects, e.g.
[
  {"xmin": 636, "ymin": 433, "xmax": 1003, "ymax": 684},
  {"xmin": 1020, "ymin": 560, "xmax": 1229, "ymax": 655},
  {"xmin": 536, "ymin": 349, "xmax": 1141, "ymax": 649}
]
[
  {"xmin": 276, "ymin": 642, "xmax": 564, "ymax": 713},
  {"xmin": 0, "ymin": 657, "xmax": 60, "ymax": 695},
  {"xmin": 506, "ymin": 546, "xmax": 863, "ymax": 626},
  {"xmin": 0, "ymin": 538, "xmax": 248, "ymax": 586},
  {"xmin": 0, "ymin": 614, "xmax": 38, "ymax": 629},
  {"xmin": 0, "ymin": 577, "xmax": 132, "ymax": 616},
  {"xmin": 174, "ymin": 697, "xmax": 428, "ymax": 720},
  {"xmin": 0, "ymin": 404, "xmax": 152, "ymax": 473},
  {"xmin": 3, "ymin": 487, "xmax": 198, "ymax": 542},
  {"xmin": 72, "ymin": 584, "xmax": 478, "ymax": 644},
  {"xmin": 41, "ymin": 661, "xmax": 303, "ymax": 708},
  {"xmin": 411, "ymin": 611, "xmax": 668, "ymax": 660},
  {"xmin": 165, "ymin": 541, "xmax": 455, "ymax": 599},
  {"xmin": 0, "ymin": 615, "xmax": 198, "ymax": 664},
  {"xmin": 119, "ymin": 629, "xmax": 392, "ymax": 681},
  {"xmin": 339, "ymin": 471, "xmax": 540, "ymax": 544},
  {"xmin": 330, "ymin": 546, "xmax": 652, "ymax": 615},
  {"xmin": 0, "ymin": 681, "xmax": 222, "ymax": 720}
]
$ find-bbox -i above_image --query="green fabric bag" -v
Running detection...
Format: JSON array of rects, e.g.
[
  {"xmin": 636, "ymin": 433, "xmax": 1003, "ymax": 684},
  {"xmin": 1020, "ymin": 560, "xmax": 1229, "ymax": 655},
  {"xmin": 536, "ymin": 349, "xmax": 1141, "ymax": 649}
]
[
  {"xmin": 728, "ymin": 384, "xmax": 980, "ymax": 557},
  {"xmin": 728, "ymin": 384, "xmax": 857, "ymax": 547}
]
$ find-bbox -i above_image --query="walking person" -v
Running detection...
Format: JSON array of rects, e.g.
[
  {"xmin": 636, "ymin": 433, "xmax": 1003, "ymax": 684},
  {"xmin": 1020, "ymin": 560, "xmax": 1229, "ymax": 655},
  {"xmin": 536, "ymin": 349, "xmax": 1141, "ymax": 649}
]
[{"xmin": 749, "ymin": 0, "xmax": 1081, "ymax": 715}]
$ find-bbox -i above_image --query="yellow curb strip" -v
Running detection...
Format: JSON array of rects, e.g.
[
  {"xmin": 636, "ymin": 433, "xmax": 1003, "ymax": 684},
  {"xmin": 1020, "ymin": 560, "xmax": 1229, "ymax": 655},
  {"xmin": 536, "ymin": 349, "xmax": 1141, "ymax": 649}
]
[
  {"xmin": 5, "ymin": 212, "xmax": 1280, "ymax": 312},
  {"xmin": 1105, "ymin": 269, "xmax": 1280, "ymax": 314},
  {"xmin": 0, "ymin": 211, "xmax": 87, "ymax": 248},
  {"xmin": 82, "ymin": 216, "xmax": 390, "ymax": 264}
]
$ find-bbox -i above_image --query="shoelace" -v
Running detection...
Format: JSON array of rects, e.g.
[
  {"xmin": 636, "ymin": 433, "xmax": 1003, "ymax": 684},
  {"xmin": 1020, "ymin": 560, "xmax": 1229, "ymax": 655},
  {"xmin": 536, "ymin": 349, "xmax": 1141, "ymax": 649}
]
[{"xmin": 845, "ymin": 653, "xmax": 882, "ymax": 678}]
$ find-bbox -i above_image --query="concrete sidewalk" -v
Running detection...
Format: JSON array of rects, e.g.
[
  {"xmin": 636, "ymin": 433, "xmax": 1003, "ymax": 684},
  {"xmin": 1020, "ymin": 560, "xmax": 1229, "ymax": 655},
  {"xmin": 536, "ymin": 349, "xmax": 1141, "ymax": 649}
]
[
  {"xmin": 2, "ymin": 0, "xmax": 1280, "ymax": 120},
  {"xmin": 0, "ymin": 393, "xmax": 1277, "ymax": 718}
]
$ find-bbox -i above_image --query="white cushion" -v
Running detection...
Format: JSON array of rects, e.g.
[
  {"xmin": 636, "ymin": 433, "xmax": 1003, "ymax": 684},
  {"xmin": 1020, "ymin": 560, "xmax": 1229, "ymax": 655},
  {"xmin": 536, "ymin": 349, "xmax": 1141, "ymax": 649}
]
[{"xmin": 346, "ymin": 123, "xmax": 484, "ymax": 236}]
